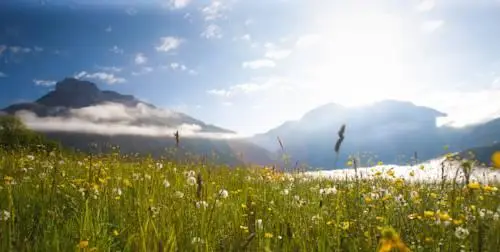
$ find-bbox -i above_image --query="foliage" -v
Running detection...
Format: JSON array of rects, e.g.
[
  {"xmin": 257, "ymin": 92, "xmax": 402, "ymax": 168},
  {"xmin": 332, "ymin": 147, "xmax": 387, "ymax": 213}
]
[
  {"xmin": 0, "ymin": 115, "xmax": 59, "ymax": 152},
  {"xmin": 1, "ymin": 146, "xmax": 500, "ymax": 251}
]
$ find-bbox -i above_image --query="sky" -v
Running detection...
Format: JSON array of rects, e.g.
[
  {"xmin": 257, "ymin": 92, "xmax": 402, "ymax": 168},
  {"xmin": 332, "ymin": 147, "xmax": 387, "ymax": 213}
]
[{"xmin": 1, "ymin": 0, "xmax": 500, "ymax": 136}]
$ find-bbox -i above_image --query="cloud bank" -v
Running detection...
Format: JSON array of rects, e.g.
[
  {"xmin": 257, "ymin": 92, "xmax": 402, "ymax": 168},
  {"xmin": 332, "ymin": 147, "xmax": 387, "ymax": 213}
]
[{"xmin": 15, "ymin": 102, "xmax": 239, "ymax": 139}]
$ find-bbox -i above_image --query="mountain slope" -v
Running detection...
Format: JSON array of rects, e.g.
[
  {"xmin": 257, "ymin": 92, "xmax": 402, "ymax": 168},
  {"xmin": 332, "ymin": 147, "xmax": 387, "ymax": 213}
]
[
  {"xmin": 251, "ymin": 100, "xmax": 500, "ymax": 169},
  {"xmin": 2, "ymin": 78, "xmax": 273, "ymax": 165}
]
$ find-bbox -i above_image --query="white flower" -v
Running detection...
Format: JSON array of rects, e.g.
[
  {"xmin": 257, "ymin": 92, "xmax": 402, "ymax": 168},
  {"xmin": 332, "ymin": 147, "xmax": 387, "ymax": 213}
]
[
  {"xmin": 218, "ymin": 189, "xmax": 229, "ymax": 199},
  {"xmin": 494, "ymin": 212, "xmax": 500, "ymax": 221},
  {"xmin": 256, "ymin": 219, "xmax": 263, "ymax": 230},
  {"xmin": 163, "ymin": 179, "xmax": 170, "ymax": 188},
  {"xmin": 410, "ymin": 191, "xmax": 419, "ymax": 199},
  {"xmin": 0, "ymin": 210, "xmax": 11, "ymax": 221},
  {"xmin": 319, "ymin": 187, "xmax": 337, "ymax": 196},
  {"xmin": 196, "ymin": 201, "xmax": 209, "ymax": 209},
  {"xmin": 185, "ymin": 170, "xmax": 196, "ymax": 177},
  {"xmin": 281, "ymin": 189, "xmax": 289, "ymax": 195},
  {"xmin": 156, "ymin": 162, "xmax": 163, "ymax": 169},
  {"xmin": 455, "ymin": 227, "xmax": 469, "ymax": 240},
  {"xmin": 191, "ymin": 237, "xmax": 204, "ymax": 244},
  {"xmin": 26, "ymin": 155, "xmax": 35, "ymax": 161},
  {"xmin": 113, "ymin": 188, "xmax": 122, "ymax": 196},
  {"xmin": 174, "ymin": 191, "xmax": 184, "ymax": 198},
  {"xmin": 186, "ymin": 176, "xmax": 197, "ymax": 186},
  {"xmin": 479, "ymin": 209, "xmax": 486, "ymax": 219}
]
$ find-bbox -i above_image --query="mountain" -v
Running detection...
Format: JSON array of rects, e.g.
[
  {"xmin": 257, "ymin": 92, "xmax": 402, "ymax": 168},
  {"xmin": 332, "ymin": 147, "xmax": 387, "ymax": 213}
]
[
  {"xmin": 251, "ymin": 100, "xmax": 500, "ymax": 169},
  {"xmin": 2, "ymin": 78, "xmax": 274, "ymax": 165}
]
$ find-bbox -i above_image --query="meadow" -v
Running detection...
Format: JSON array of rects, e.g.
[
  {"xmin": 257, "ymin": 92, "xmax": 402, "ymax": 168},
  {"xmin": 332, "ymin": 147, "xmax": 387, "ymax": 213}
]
[{"xmin": 1, "ymin": 147, "xmax": 500, "ymax": 252}]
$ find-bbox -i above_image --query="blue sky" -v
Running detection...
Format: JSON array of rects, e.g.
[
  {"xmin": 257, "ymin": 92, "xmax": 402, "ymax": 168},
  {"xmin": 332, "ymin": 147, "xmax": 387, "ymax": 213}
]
[{"xmin": 1, "ymin": 0, "xmax": 500, "ymax": 135}]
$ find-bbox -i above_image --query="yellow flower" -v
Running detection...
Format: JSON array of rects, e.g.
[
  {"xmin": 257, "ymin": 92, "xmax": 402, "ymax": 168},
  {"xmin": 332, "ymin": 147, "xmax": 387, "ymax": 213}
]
[
  {"xmin": 264, "ymin": 233, "xmax": 273, "ymax": 238},
  {"xmin": 78, "ymin": 240, "xmax": 89, "ymax": 249},
  {"xmin": 113, "ymin": 229, "xmax": 119, "ymax": 236},
  {"xmin": 453, "ymin": 219, "xmax": 463, "ymax": 225},
  {"xmin": 492, "ymin": 151, "xmax": 500, "ymax": 168},
  {"xmin": 468, "ymin": 182, "xmax": 481, "ymax": 190},
  {"xmin": 123, "ymin": 179, "xmax": 132, "ymax": 187},
  {"xmin": 438, "ymin": 212, "xmax": 451, "ymax": 222},
  {"xmin": 483, "ymin": 185, "xmax": 498, "ymax": 193},
  {"xmin": 378, "ymin": 227, "xmax": 411, "ymax": 252},
  {"xmin": 424, "ymin": 211, "xmax": 435, "ymax": 218},
  {"xmin": 340, "ymin": 221, "xmax": 350, "ymax": 230},
  {"xmin": 386, "ymin": 169, "xmax": 395, "ymax": 177}
]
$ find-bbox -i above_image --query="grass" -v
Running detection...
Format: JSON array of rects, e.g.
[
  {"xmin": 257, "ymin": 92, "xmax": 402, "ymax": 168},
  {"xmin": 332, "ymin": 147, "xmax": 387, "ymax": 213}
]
[{"xmin": 1, "ymin": 147, "xmax": 500, "ymax": 251}]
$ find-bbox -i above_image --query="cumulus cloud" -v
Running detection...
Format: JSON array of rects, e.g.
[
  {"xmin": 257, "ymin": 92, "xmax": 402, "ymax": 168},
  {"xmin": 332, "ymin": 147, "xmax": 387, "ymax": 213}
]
[
  {"xmin": 242, "ymin": 59, "xmax": 276, "ymax": 69},
  {"xmin": 9, "ymin": 46, "xmax": 32, "ymax": 54},
  {"xmin": 15, "ymin": 102, "xmax": 238, "ymax": 139},
  {"xmin": 33, "ymin": 79, "xmax": 56, "ymax": 86},
  {"xmin": 201, "ymin": 24, "xmax": 223, "ymax": 39},
  {"xmin": 74, "ymin": 71, "xmax": 126, "ymax": 85},
  {"xmin": 201, "ymin": 1, "xmax": 226, "ymax": 21},
  {"xmin": 169, "ymin": 0, "xmax": 191, "ymax": 9},
  {"xmin": 135, "ymin": 53, "xmax": 147, "ymax": 65},
  {"xmin": 207, "ymin": 77, "xmax": 288, "ymax": 97},
  {"xmin": 0, "ymin": 45, "xmax": 6, "ymax": 55},
  {"xmin": 132, "ymin": 67, "xmax": 154, "ymax": 76},
  {"xmin": 421, "ymin": 20, "xmax": 444, "ymax": 32},
  {"xmin": 110, "ymin": 45, "xmax": 124, "ymax": 54},
  {"xmin": 156, "ymin": 36, "xmax": 183, "ymax": 52}
]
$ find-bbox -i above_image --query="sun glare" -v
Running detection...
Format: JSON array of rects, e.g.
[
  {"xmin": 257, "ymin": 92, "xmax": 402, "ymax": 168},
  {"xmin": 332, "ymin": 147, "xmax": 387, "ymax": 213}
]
[{"xmin": 296, "ymin": 7, "xmax": 417, "ymax": 107}]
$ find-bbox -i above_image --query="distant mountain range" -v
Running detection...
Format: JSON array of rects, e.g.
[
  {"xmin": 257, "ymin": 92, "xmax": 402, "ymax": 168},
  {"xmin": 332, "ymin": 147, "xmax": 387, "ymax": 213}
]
[
  {"xmin": 2, "ymin": 78, "xmax": 273, "ymax": 165},
  {"xmin": 250, "ymin": 100, "xmax": 500, "ymax": 168},
  {"xmin": 2, "ymin": 78, "xmax": 499, "ymax": 169}
]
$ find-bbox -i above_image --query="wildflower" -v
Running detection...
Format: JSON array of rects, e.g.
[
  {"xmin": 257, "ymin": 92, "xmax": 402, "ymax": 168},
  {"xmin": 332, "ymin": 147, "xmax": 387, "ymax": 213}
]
[
  {"xmin": 340, "ymin": 221, "xmax": 350, "ymax": 231},
  {"xmin": 174, "ymin": 191, "xmax": 184, "ymax": 198},
  {"xmin": 492, "ymin": 151, "xmax": 500, "ymax": 168},
  {"xmin": 264, "ymin": 233, "xmax": 273, "ymax": 238},
  {"xmin": 410, "ymin": 191, "xmax": 419, "ymax": 199},
  {"xmin": 453, "ymin": 219, "xmax": 463, "ymax": 225},
  {"xmin": 386, "ymin": 169, "xmax": 395, "ymax": 177},
  {"xmin": 196, "ymin": 201, "xmax": 209, "ymax": 209},
  {"xmin": 240, "ymin": 225, "xmax": 249, "ymax": 233},
  {"xmin": 218, "ymin": 189, "xmax": 229, "ymax": 199},
  {"xmin": 163, "ymin": 179, "xmax": 170, "ymax": 188},
  {"xmin": 79, "ymin": 240, "xmax": 89, "ymax": 249},
  {"xmin": 256, "ymin": 219, "xmax": 263, "ymax": 230},
  {"xmin": 454, "ymin": 227, "xmax": 469, "ymax": 240},
  {"xmin": 191, "ymin": 237, "xmax": 203, "ymax": 244},
  {"xmin": 123, "ymin": 179, "xmax": 132, "ymax": 188},
  {"xmin": 0, "ymin": 210, "xmax": 11, "ymax": 221},
  {"xmin": 467, "ymin": 182, "xmax": 481, "ymax": 190},
  {"xmin": 112, "ymin": 230, "xmax": 119, "ymax": 236},
  {"xmin": 319, "ymin": 187, "xmax": 337, "ymax": 196},
  {"xmin": 424, "ymin": 211, "xmax": 435, "ymax": 218},
  {"xmin": 493, "ymin": 212, "xmax": 499, "ymax": 221},
  {"xmin": 483, "ymin": 185, "xmax": 498, "ymax": 193},
  {"xmin": 156, "ymin": 162, "xmax": 163, "ymax": 169},
  {"xmin": 113, "ymin": 188, "xmax": 122, "ymax": 196},
  {"xmin": 144, "ymin": 174, "xmax": 152, "ymax": 180},
  {"xmin": 186, "ymin": 176, "xmax": 197, "ymax": 186},
  {"xmin": 438, "ymin": 212, "xmax": 452, "ymax": 222},
  {"xmin": 377, "ymin": 227, "xmax": 410, "ymax": 252},
  {"xmin": 4, "ymin": 176, "xmax": 13, "ymax": 185},
  {"xmin": 281, "ymin": 189, "xmax": 290, "ymax": 195},
  {"xmin": 26, "ymin": 155, "xmax": 35, "ymax": 161}
]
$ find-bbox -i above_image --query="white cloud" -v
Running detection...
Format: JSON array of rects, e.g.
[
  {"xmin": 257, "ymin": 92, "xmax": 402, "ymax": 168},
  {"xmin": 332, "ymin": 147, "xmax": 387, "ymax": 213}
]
[
  {"xmin": 421, "ymin": 20, "xmax": 444, "ymax": 32},
  {"xmin": 132, "ymin": 67, "xmax": 154, "ymax": 76},
  {"xmin": 416, "ymin": 0, "xmax": 435, "ymax": 11},
  {"xmin": 9, "ymin": 46, "xmax": 32, "ymax": 54},
  {"xmin": 105, "ymin": 26, "xmax": 112, "ymax": 32},
  {"xmin": 110, "ymin": 45, "xmax": 124, "ymax": 54},
  {"xmin": 207, "ymin": 89, "xmax": 231, "ymax": 97},
  {"xmin": 34, "ymin": 46, "xmax": 44, "ymax": 52},
  {"xmin": 242, "ymin": 59, "xmax": 276, "ymax": 69},
  {"xmin": 125, "ymin": 8, "xmax": 137, "ymax": 16},
  {"xmin": 207, "ymin": 77, "xmax": 287, "ymax": 97},
  {"xmin": 169, "ymin": 0, "xmax": 191, "ymax": 9},
  {"xmin": 265, "ymin": 48, "xmax": 291, "ymax": 60},
  {"xmin": 135, "ymin": 53, "xmax": 147, "ymax": 65},
  {"xmin": 97, "ymin": 66, "xmax": 122, "ymax": 72},
  {"xmin": 0, "ymin": 45, "xmax": 6, "ymax": 55},
  {"xmin": 170, "ymin": 62, "xmax": 187, "ymax": 71},
  {"xmin": 0, "ymin": 72, "xmax": 7, "ymax": 78},
  {"xmin": 15, "ymin": 102, "xmax": 239, "ymax": 139},
  {"xmin": 241, "ymin": 34, "xmax": 251, "ymax": 41},
  {"xmin": 156, "ymin": 37, "xmax": 183, "ymax": 52},
  {"xmin": 33, "ymin": 79, "xmax": 56, "ymax": 86},
  {"xmin": 201, "ymin": 1, "xmax": 226, "ymax": 21},
  {"xmin": 201, "ymin": 24, "xmax": 223, "ymax": 39},
  {"xmin": 295, "ymin": 34, "xmax": 322, "ymax": 48},
  {"xmin": 74, "ymin": 71, "xmax": 126, "ymax": 85}
]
